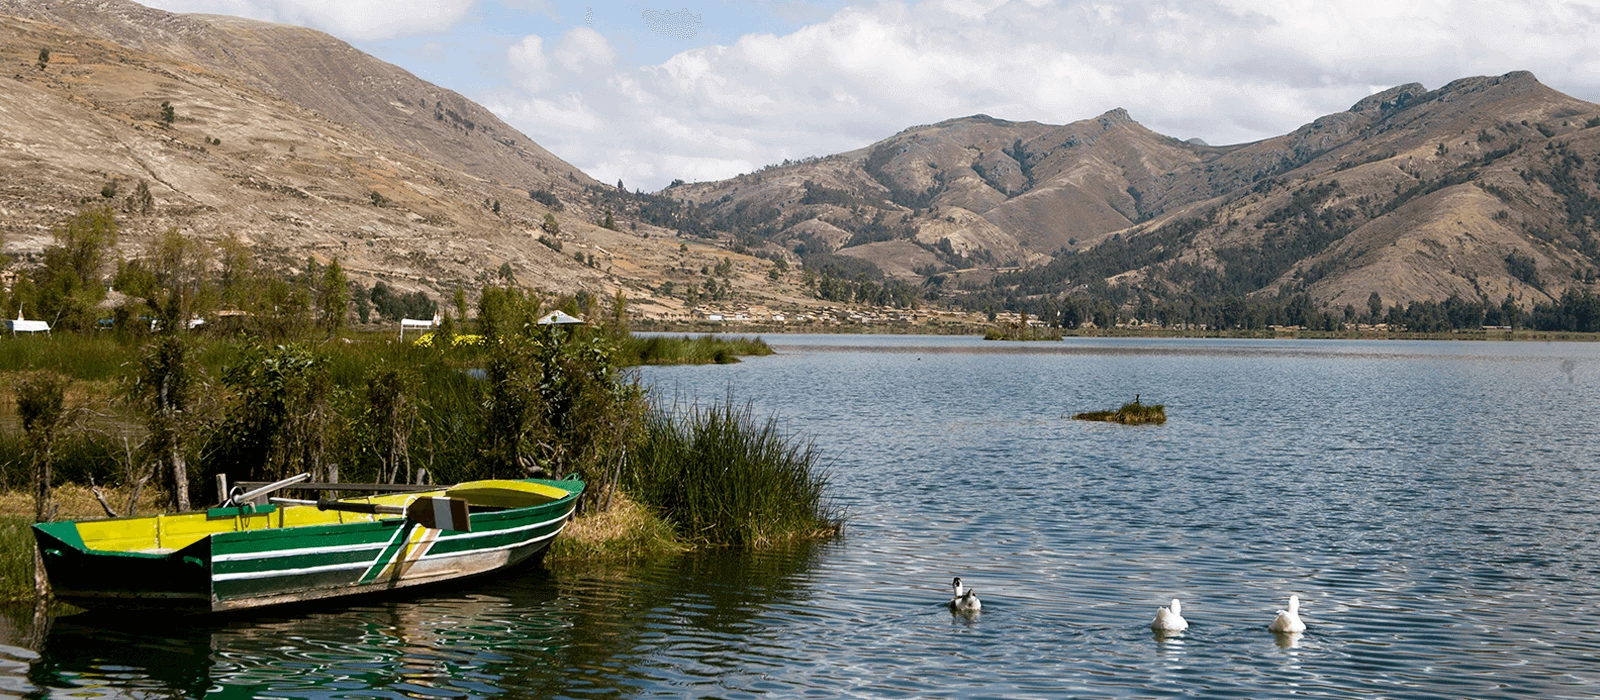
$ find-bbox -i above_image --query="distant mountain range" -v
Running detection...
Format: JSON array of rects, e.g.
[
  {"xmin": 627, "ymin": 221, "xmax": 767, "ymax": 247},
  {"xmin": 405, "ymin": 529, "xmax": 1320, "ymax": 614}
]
[
  {"xmin": 4, "ymin": 0, "xmax": 1599, "ymax": 326},
  {"xmin": 673, "ymin": 71, "xmax": 1600, "ymax": 320}
]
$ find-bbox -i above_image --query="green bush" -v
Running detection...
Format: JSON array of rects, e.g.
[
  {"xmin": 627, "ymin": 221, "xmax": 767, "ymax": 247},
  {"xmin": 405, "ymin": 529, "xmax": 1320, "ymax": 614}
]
[{"xmin": 630, "ymin": 399, "xmax": 838, "ymax": 547}]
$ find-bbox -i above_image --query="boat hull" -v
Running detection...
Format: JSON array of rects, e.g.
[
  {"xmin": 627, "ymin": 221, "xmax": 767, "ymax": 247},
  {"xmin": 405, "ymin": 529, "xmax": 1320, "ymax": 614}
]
[{"xmin": 33, "ymin": 477, "xmax": 582, "ymax": 613}]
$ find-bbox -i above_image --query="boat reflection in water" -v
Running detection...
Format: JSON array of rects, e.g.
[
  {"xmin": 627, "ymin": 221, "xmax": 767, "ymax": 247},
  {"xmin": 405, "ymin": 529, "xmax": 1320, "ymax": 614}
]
[{"xmin": 10, "ymin": 542, "xmax": 827, "ymax": 697}]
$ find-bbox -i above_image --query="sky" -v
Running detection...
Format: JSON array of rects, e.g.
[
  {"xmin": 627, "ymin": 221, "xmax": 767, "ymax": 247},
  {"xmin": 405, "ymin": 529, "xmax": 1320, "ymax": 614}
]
[{"xmin": 138, "ymin": 0, "xmax": 1600, "ymax": 191}]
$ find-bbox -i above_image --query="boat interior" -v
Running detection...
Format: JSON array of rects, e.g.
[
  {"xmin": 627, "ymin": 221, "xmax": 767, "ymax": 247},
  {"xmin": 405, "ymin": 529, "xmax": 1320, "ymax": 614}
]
[{"xmin": 64, "ymin": 479, "xmax": 572, "ymax": 555}]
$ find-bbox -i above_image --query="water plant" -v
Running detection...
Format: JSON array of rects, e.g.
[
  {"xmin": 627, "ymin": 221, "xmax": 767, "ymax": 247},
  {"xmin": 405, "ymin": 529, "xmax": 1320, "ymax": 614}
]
[
  {"xmin": 619, "ymin": 334, "xmax": 772, "ymax": 365},
  {"xmin": 629, "ymin": 398, "xmax": 839, "ymax": 547},
  {"xmin": 1073, "ymin": 398, "xmax": 1167, "ymax": 425}
]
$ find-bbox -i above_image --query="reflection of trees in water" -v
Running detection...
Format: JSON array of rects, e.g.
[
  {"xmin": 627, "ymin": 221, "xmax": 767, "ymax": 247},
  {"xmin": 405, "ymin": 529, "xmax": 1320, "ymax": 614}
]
[
  {"xmin": 12, "ymin": 545, "xmax": 825, "ymax": 698},
  {"xmin": 490, "ymin": 542, "xmax": 827, "ymax": 695}
]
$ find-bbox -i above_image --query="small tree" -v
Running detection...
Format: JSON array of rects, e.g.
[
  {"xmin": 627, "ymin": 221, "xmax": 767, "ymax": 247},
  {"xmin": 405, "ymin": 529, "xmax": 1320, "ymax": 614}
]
[
  {"xmin": 601, "ymin": 209, "xmax": 616, "ymax": 230},
  {"xmin": 315, "ymin": 258, "xmax": 350, "ymax": 335},
  {"xmin": 159, "ymin": 101, "xmax": 175, "ymax": 126},
  {"xmin": 37, "ymin": 48, "xmax": 50, "ymax": 69},
  {"xmin": 366, "ymin": 366, "xmax": 418, "ymax": 484},
  {"xmin": 453, "ymin": 288, "xmax": 469, "ymax": 323},
  {"xmin": 37, "ymin": 208, "xmax": 117, "ymax": 329},
  {"xmin": 17, "ymin": 372, "xmax": 67, "ymax": 596},
  {"xmin": 135, "ymin": 337, "xmax": 192, "ymax": 511},
  {"xmin": 124, "ymin": 179, "xmax": 153, "ymax": 215},
  {"xmin": 542, "ymin": 213, "xmax": 560, "ymax": 235}
]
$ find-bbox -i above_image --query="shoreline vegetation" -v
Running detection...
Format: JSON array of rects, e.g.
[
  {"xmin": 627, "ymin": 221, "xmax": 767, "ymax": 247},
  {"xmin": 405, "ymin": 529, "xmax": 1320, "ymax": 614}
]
[
  {"xmin": 984, "ymin": 324, "xmax": 1065, "ymax": 341},
  {"xmin": 635, "ymin": 320, "xmax": 1600, "ymax": 342},
  {"xmin": 0, "ymin": 321, "xmax": 808, "ymax": 600},
  {"xmin": 0, "ymin": 217, "xmax": 817, "ymax": 602},
  {"xmin": 1073, "ymin": 400, "xmax": 1167, "ymax": 425}
]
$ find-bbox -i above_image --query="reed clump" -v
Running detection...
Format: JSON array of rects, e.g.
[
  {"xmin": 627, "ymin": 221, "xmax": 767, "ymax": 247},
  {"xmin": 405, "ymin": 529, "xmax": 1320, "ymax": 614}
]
[
  {"xmin": 629, "ymin": 400, "xmax": 839, "ymax": 548},
  {"xmin": 619, "ymin": 334, "xmax": 773, "ymax": 365},
  {"xmin": 1073, "ymin": 399, "xmax": 1167, "ymax": 425},
  {"xmin": 0, "ymin": 516, "xmax": 35, "ymax": 602}
]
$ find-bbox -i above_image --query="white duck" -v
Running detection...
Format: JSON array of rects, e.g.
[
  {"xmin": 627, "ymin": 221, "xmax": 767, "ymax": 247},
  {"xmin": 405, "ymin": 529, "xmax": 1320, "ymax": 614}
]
[
  {"xmin": 1151, "ymin": 598, "xmax": 1188, "ymax": 632},
  {"xmin": 1269, "ymin": 594, "xmax": 1307, "ymax": 633},
  {"xmin": 948, "ymin": 577, "xmax": 981, "ymax": 612}
]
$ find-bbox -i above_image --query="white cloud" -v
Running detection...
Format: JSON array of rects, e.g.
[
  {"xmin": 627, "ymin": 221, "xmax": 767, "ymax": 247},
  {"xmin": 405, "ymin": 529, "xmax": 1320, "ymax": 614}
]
[
  {"xmin": 507, "ymin": 35, "xmax": 551, "ymax": 91},
  {"xmin": 139, "ymin": 0, "xmax": 477, "ymax": 40},
  {"xmin": 551, "ymin": 27, "xmax": 617, "ymax": 72},
  {"xmin": 494, "ymin": 0, "xmax": 1600, "ymax": 189}
]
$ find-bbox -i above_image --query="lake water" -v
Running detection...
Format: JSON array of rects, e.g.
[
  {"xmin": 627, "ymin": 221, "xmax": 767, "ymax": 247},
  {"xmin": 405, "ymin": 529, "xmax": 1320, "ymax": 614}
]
[{"xmin": 4, "ymin": 335, "xmax": 1599, "ymax": 698}]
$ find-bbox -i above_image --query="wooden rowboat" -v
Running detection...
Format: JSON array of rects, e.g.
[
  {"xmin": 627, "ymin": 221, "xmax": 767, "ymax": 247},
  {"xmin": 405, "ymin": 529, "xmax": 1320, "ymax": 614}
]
[{"xmin": 32, "ymin": 476, "xmax": 583, "ymax": 613}]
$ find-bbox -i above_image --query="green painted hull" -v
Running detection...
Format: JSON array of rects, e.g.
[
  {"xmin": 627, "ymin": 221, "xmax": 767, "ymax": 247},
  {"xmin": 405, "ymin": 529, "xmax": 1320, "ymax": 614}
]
[{"xmin": 33, "ymin": 477, "xmax": 583, "ymax": 613}]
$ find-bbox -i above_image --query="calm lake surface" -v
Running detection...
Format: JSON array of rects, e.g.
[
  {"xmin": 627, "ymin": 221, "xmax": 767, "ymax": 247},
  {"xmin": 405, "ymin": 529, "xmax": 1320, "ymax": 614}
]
[{"xmin": 4, "ymin": 335, "xmax": 1599, "ymax": 698}]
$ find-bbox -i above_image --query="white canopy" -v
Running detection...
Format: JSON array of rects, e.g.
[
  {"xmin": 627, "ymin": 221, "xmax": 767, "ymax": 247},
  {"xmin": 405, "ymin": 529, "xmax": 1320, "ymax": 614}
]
[
  {"xmin": 536, "ymin": 311, "xmax": 585, "ymax": 325},
  {"xmin": 11, "ymin": 312, "xmax": 49, "ymax": 335}
]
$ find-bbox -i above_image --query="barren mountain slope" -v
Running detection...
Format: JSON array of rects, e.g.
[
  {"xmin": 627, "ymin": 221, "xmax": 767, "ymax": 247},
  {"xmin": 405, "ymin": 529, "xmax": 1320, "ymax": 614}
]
[
  {"xmin": 1087, "ymin": 71, "xmax": 1600, "ymax": 309},
  {"xmin": 676, "ymin": 71, "xmax": 1600, "ymax": 310},
  {"xmin": 0, "ymin": 11, "xmax": 610, "ymax": 296},
  {"xmin": 0, "ymin": 0, "xmax": 597, "ymax": 191},
  {"xmin": 673, "ymin": 110, "xmax": 1214, "ymax": 265}
]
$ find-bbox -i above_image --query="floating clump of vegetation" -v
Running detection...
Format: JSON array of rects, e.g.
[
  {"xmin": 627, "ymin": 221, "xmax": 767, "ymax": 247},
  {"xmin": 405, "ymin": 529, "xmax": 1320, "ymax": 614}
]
[
  {"xmin": 629, "ymin": 399, "xmax": 840, "ymax": 548},
  {"xmin": 984, "ymin": 323, "xmax": 1063, "ymax": 341},
  {"xmin": 618, "ymin": 334, "xmax": 773, "ymax": 365},
  {"xmin": 1073, "ymin": 397, "xmax": 1167, "ymax": 425}
]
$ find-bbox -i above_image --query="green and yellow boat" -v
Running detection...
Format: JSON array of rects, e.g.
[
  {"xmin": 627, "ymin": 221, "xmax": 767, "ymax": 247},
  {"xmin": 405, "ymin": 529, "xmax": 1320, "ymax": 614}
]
[{"xmin": 31, "ymin": 476, "xmax": 583, "ymax": 613}]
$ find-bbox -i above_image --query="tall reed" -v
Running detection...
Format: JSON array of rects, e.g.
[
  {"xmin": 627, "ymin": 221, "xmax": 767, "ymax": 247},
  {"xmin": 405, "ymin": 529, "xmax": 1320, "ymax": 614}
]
[{"xmin": 629, "ymin": 399, "xmax": 838, "ymax": 547}]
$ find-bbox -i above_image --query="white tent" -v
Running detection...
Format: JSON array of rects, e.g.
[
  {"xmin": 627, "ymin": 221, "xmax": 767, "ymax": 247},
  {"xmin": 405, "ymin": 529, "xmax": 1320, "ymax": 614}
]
[
  {"xmin": 536, "ymin": 311, "xmax": 585, "ymax": 325},
  {"xmin": 10, "ymin": 312, "xmax": 49, "ymax": 336},
  {"xmin": 398, "ymin": 315, "xmax": 440, "ymax": 340}
]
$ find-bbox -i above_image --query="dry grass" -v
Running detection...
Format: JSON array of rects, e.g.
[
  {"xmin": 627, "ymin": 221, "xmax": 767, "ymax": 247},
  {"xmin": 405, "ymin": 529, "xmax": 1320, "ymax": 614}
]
[
  {"xmin": 545, "ymin": 492, "xmax": 688, "ymax": 563},
  {"xmin": 0, "ymin": 485, "xmax": 170, "ymax": 520}
]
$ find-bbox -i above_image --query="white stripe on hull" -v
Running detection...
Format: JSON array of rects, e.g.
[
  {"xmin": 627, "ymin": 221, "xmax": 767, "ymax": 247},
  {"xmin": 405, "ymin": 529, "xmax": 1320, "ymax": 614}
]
[
  {"xmin": 212, "ymin": 518, "xmax": 570, "ymax": 582},
  {"xmin": 209, "ymin": 532, "xmax": 561, "ymax": 611},
  {"xmin": 212, "ymin": 508, "xmax": 575, "ymax": 564}
]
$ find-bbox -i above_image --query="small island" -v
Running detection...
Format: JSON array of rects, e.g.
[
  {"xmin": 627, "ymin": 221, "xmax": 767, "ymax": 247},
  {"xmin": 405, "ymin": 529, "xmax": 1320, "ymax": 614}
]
[{"xmin": 1073, "ymin": 396, "xmax": 1167, "ymax": 425}]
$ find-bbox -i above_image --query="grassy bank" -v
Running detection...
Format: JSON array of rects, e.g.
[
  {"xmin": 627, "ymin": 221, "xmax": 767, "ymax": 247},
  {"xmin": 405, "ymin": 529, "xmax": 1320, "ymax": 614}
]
[
  {"xmin": 545, "ymin": 493, "xmax": 689, "ymax": 563},
  {"xmin": 1074, "ymin": 401, "xmax": 1167, "ymax": 425},
  {"xmin": 618, "ymin": 334, "xmax": 773, "ymax": 365}
]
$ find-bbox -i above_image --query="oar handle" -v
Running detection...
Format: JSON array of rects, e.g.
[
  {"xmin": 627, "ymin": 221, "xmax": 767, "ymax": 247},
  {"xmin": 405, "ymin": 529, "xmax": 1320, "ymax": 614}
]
[
  {"xmin": 266, "ymin": 497, "xmax": 405, "ymax": 515},
  {"xmin": 315, "ymin": 499, "xmax": 406, "ymax": 516},
  {"xmin": 267, "ymin": 496, "xmax": 470, "ymax": 532}
]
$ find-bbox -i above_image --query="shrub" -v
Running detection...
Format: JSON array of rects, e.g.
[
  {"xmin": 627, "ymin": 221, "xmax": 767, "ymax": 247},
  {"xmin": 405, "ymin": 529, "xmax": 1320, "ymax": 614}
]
[
  {"xmin": 1505, "ymin": 250, "xmax": 1541, "ymax": 289},
  {"xmin": 629, "ymin": 398, "xmax": 838, "ymax": 547}
]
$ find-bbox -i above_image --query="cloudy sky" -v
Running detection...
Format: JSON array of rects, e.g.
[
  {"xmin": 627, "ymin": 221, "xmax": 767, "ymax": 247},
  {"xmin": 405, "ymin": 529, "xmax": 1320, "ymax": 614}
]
[{"xmin": 139, "ymin": 0, "xmax": 1600, "ymax": 190}]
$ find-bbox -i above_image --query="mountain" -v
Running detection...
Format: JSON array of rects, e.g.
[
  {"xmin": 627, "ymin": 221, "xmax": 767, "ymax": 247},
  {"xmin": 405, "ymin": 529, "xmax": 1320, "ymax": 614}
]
[
  {"xmin": 674, "ymin": 71, "xmax": 1600, "ymax": 320},
  {"xmin": 4, "ymin": 0, "xmax": 1598, "ymax": 328},
  {"xmin": 0, "ymin": 0, "xmax": 657, "ymax": 306}
]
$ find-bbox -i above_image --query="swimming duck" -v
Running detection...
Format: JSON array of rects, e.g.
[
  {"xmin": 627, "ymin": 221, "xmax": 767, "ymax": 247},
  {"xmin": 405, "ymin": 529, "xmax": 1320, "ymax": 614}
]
[
  {"xmin": 1269, "ymin": 594, "xmax": 1306, "ymax": 633},
  {"xmin": 1151, "ymin": 598, "xmax": 1188, "ymax": 632},
  {"xmin": 949, "ymin": 577, "xmax": 981, "ymax": 612}
]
